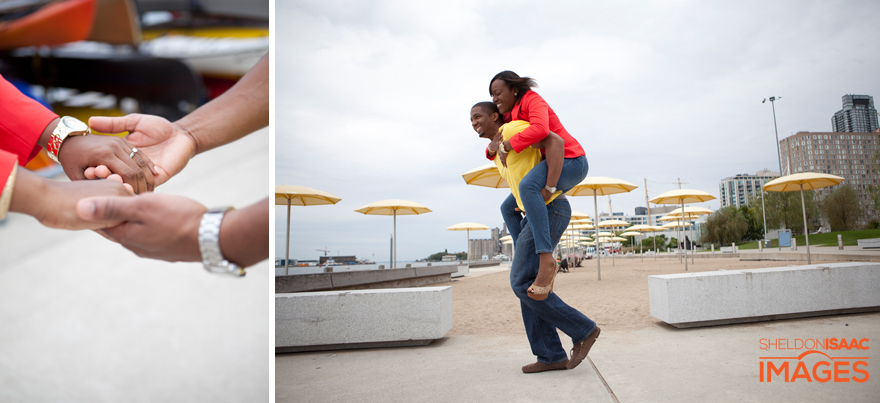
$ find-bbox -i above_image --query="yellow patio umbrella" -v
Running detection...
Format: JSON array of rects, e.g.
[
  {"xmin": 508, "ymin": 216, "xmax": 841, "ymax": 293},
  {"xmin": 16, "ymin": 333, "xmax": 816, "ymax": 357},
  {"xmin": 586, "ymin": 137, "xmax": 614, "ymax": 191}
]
[
  {"xmin": 598, "ymin": 218, "xmax": 630, "ymax": 262},
  {"xmin": 668, "ymin": 206, "xmax": 713, "ymax": 218},
  {"xmin": 619, "ymin": 231, "xmax": 641, "ymax": 255},
  {"xmin": 650, "ymin": 189, "xmax": 716, "ymax": 271},
  {"xmin": 597, "ymin": 231, "xmax": 614, "ymax": 237},
  {"xmin": 570, "ymin": 223, "xmax": 595, "ymax": 230},
  {"xmin": 462, "ymin": 163, "xmax": 508, "ymax": 188},
  {"xmin": 598, "ymin": 219, "xmax": 630, "ymax": 227},
  {"xmin": 355, "ymin": 199, "xmax": 432, "ymax": 269},
  {"xmin": 275, "ymin": 185, "xmax": 342, "ymax": 274},
  {"xmin": 763, "ymin": 172, "xmax": 844, "ymax": 264},
  {"xmin": 500, "ymin": 235, "xmax": 513, "ymax": 242},
  {"xmin": 668, "ymin": 207, "xmax": 713, "ymax": 264},
  {"xmin": 447, "ymin": 222, "xmax": 490, "ymax": 267},
  {"xmin": 571, "ymin": 211, "xmax": 592, "ymax": 220},
  {"xmin": 562, "ymin": 212, "xmax": 592, "ymax": 264},
  {"xmin": 661, "ymin": 221, "xmax": 692, "ymax": 229},
  {"xmin": 566, "ymin": 177, "xmax": 638, "ymax": 280},
  {"xmin": 627, "ymin": 224, "xmax": 665, "ymax": 259}
]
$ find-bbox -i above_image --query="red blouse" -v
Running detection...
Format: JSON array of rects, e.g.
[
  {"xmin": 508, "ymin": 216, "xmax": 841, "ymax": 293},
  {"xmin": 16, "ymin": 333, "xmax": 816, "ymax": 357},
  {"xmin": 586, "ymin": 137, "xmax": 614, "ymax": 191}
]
[
  {"xmin": 485, "ymin": 90, "xmax": 586, "ymax": 160},
  {"xmin": 0, "ymin": 73, "xmax": 58, "ymax": 196}
]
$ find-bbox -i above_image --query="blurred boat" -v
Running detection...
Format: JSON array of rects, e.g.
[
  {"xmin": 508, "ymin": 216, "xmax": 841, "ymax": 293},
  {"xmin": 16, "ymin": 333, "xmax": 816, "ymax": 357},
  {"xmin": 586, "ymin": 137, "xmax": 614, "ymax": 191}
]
[
  {"xmin": 139, "ymin": 34, "xmax": 268, "ymax": 78},
  {"xmin": 0, "ymin": 0, "xmax": 97, "ymax": 48}
]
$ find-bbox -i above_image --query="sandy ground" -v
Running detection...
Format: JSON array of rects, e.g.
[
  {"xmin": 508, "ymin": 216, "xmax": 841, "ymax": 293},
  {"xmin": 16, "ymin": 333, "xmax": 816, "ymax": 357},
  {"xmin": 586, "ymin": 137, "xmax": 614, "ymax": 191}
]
[{"xmin": 444, "ymin": 257, "xmax": 851, "ymax": 336}]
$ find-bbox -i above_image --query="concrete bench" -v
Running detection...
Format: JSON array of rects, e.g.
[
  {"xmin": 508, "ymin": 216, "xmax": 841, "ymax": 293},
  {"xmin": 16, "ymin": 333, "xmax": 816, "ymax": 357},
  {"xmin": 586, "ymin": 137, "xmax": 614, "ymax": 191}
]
[
  {"xmin": 857, "ymin": 238, "xmax": 880, "ymax": 249},
  {"xmin": 275, "ymin": 265, "xmax": 457, "ymax": 293},
  {"xmin": 649, "ymin": 262, "xmax": 880, "ymax": 328},
  {"xmin": 276, "ymin": 286, "xmax": 452, "ymax": 352},
  {"xmin": 451, "ymin": 264, "xmax": 469, "ymax": 278}
]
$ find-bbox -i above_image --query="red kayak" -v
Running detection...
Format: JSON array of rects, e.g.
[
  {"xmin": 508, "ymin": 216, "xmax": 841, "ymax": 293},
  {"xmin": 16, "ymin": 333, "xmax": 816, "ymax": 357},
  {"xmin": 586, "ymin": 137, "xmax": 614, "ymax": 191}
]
[{"xmin": 0, "ymin": 0, "xmax": 97, "ymax": 49}]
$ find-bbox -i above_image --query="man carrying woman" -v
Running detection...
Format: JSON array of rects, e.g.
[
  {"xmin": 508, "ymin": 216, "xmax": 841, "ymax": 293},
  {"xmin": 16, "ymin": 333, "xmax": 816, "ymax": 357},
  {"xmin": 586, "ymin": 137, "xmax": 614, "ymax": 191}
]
[{"xmin": 471, "ymin": 95, "xmax": 599, "ymax": 373}]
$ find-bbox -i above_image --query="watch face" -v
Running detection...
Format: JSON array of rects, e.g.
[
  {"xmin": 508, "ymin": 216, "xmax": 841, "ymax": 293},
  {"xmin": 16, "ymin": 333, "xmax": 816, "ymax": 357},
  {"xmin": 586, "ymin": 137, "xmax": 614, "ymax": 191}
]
[{"xmin": 61, "ymin": 116, "xmax": 88, "ymax": 131}]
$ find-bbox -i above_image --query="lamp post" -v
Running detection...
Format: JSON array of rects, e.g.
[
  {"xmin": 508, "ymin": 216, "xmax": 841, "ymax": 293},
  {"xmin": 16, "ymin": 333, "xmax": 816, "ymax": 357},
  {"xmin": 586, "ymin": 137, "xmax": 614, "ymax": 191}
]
[
  {"xmin": 763, "ymin": 96, "xmax": 783, "ymax": 176},
  {"xmin": 762, "ymin": 96, "xmax": 782, "ymax": 248}
]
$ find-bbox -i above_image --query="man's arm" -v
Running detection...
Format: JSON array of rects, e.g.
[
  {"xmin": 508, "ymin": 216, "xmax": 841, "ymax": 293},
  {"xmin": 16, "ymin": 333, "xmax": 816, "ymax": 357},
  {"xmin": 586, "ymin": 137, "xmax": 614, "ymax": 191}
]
[
  {"xmin": 87, "ymin": 53, "xmax": 270, "ymax": 185},
  {"xmin": 76, "ymin": 194, "xmax": 269, "ymax": 266},
  {"xmin": 531, "ymin": 131, "xmax": 565, "ymax": 202},
  {"xmin": 175, "ymin": 53, "xmax": 269, "ymax": 155}
]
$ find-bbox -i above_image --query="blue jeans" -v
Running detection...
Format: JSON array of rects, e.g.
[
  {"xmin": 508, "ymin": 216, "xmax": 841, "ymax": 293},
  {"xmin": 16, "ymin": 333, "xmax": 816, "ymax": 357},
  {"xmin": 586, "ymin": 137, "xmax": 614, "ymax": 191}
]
[
  {"xmin": 510, "ymin": 196, "xmax": 597, "ymax": 364},
  {"xmin": 516, "ymin": 156, "xmax": 588, "ymax": 254}
]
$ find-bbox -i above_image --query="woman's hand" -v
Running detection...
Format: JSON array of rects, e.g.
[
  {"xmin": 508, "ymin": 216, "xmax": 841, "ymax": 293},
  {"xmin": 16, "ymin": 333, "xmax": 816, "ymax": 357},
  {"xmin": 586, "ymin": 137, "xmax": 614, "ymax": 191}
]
[
  {"xmin": 541, "ymin": 188, "xmax": 553, "ymax": 202},
  {"xmin": 10, "ymin": 169, "xmax": 134, "ymax": 231},
  {"xmin": 89, "ymin": 114, "xmax": 198, "ymax": 186},
  {"xmin": 58, "ymin": 133, "xmax": 157, "ymax": 194}
]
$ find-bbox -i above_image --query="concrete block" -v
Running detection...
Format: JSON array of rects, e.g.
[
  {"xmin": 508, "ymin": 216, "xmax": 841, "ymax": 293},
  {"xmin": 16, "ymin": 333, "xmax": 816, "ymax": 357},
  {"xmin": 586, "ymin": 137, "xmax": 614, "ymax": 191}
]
[
  {"xmin": 451, "ymin": 265, "xmax": 469, "ymax": 278},
  {"xmin": 858, "ymin": 238, "xmax": 880, "ymax": 248},
  {"xmin": 276, "ymin": 273, "xmax": 333, "ymax": 292},
  {"xmin": 276, "ymin": 286, "xmax": 452, "ymax": 352},
  {"xmin": 649, "ymin": 262, "xmax": 880, "ymax": 328}
]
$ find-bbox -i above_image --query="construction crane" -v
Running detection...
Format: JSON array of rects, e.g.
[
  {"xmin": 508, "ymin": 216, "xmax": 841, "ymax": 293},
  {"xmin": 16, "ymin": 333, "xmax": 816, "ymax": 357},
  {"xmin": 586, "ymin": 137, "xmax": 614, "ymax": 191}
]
[{"xmin": 315, "ymin": 247, "xmax": 330, "ymax": 256}]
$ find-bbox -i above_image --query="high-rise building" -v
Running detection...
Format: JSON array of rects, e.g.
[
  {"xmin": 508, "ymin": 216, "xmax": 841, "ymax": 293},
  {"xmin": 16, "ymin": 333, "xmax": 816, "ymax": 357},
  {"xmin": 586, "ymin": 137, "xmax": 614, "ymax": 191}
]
[
  {"xmin": 779, "ymin": 131, "xmax": 880, "ymax": 223},
  {"xmin": 718, "ymin": 170, "xmax": 779, "ymax": 209},
  {"xmin": 832, "ymin": 95, "xmax": 879, "ymax": 133}
]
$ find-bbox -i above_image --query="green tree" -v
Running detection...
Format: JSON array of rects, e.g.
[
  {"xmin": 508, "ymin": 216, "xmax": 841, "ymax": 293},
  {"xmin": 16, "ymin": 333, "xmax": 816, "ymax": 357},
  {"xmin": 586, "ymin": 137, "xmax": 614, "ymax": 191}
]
[
  {"xmin": 701, "ymin": 206, "xmax": 748, "ymax": 246},
  {"xmin": 740, "ymin": 203, "xmax": 764, "ymax": 241},
  {"xmin": 753, "ymin": 190, "xmax": 820, "ymax": 236},
  {"xmin": 640, "ymin": 235, "xmax": 667, "ymax": 251},
  {"xmin": 667, "ymin": 237, "xmax": 678, "ymax": 250},
  {"xmin": 820, "ymin": 184, "xmax": 863, "ymax": 231},
  {"xmin": 425, "ymin": 250, "xmax": 467, "ymax": 261}
]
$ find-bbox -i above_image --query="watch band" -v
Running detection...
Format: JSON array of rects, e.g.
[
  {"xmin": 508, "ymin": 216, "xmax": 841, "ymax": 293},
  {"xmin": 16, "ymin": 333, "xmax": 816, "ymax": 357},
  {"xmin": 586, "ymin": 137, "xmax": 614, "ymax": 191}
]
[
  {"xmin": 47, "ymin": 116, "xmax": 90, "ymax": 164},
  {"xmin": 198, "ymin": 207, "xmax": 245, "ymax": 277},
  {"xmin": 545, "ymin": 186, "xmax": 557, "ymax": 193}
]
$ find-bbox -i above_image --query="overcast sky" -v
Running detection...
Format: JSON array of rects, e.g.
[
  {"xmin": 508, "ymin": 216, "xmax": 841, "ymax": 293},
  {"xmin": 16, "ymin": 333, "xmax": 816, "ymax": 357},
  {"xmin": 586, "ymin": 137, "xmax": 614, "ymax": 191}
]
[{"xmin": 275, "ymin": 0, "xmax": 880, "ymax": 262}]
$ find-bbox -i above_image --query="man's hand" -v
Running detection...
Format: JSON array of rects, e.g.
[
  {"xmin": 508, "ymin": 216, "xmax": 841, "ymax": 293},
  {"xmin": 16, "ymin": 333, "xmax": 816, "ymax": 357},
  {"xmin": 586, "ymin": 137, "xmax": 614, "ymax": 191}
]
[
  {"xmin": 76, "ymin": 192, "xmax": 207, "ymax": 262},
  {"xmin": 89, "ymin": 114, "xmax": 198, "ymax": 186},
  {"xmin": 59, "ymin": 133, "xmax": 157, "ymax": 193}
]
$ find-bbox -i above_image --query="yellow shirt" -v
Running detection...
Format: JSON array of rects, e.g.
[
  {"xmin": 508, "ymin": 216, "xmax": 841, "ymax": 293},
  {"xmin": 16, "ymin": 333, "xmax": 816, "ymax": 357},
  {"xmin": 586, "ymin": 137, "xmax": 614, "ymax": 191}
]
[{"xmin": 495, "ymin": 120, "xmax": 562, "ymax": 212}]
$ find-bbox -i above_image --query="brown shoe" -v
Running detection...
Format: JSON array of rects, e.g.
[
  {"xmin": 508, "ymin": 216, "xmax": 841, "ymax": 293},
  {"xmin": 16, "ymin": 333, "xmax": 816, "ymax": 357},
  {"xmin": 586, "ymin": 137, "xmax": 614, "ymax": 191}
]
[
  {"xmin": 567, "ymin": 326, "xmax": 601, "ymax": 369},
  {"xmin": 522, "ymin": 359, "xmax": 569, "ymax": 373}
]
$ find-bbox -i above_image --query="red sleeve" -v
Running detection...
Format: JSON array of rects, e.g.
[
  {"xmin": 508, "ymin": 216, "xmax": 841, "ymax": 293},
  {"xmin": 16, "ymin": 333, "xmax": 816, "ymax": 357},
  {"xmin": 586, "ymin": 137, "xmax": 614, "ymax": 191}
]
[
  {"xmin": 0, "ymin": 74, "xmax": 58, "ymax": 165},
  {"xmin": 507, "ymin": 91, "xmax": 551, "ymax": 153},
  {"xmin": 0, "ymin": 149, "xmax": 16, "ymax": 194},
  {"xmin": 485, "ymin": 145, "xmax": 493, "ymax": 160}
]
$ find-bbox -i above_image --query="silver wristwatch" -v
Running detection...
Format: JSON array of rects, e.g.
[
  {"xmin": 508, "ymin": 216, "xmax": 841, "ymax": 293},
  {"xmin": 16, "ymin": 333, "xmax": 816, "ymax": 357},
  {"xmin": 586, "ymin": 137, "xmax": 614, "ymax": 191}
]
[
  {"xmin": 198, "ymin": 207, "xmax": 245, "ymax": 277},
  {"xmin": 545, "ymin": 186, "xmax": 557, "ymax": 193}
]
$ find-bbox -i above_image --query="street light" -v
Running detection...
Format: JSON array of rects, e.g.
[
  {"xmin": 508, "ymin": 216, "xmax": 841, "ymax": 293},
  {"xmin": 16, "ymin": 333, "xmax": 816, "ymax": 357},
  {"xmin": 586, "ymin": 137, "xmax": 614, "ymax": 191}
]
[
  {"xmin": 762, "ymin": 96, "xmax": 783, "ymax": 176},
  {"xmin": 762, "ymin": 96, "xmax": 783, "ymax": 249}
]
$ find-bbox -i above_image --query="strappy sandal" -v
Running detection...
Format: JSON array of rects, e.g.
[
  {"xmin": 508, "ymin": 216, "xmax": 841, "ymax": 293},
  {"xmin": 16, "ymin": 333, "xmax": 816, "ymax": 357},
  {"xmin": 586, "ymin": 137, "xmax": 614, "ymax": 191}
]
[{"xmin": 527, "ymin": 262, "xmax": 559, "ymax": 301}]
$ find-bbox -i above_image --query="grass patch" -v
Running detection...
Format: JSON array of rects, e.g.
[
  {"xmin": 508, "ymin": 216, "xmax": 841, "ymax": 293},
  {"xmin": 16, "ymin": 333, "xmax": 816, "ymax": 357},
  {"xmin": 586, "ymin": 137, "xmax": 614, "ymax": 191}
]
[{"xmin": 733, "ymin": 229, "xmax": 880, "ymax": 250}]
